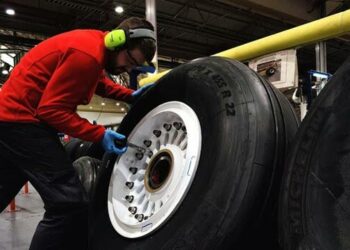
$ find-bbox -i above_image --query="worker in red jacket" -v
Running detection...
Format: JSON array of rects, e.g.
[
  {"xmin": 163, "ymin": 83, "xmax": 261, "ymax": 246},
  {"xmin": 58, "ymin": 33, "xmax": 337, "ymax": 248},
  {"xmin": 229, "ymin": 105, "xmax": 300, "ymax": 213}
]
[{"xmin": 0, "ymin": 17, "xmax": 156, "ymax": 250}]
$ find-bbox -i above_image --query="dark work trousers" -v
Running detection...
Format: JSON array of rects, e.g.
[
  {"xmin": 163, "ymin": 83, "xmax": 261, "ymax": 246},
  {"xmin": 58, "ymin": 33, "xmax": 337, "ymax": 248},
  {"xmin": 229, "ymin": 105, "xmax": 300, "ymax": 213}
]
[{"xmin": 0, "ymin": 122, "xmax": 89, "ymax": 250}]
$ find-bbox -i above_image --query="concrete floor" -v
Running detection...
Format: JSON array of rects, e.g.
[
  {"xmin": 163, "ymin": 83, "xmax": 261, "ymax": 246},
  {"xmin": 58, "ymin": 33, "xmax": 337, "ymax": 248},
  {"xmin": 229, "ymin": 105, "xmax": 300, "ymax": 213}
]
[{"xmin": 0, "ymin": 184, "xmax": 44, "ymax": 250}]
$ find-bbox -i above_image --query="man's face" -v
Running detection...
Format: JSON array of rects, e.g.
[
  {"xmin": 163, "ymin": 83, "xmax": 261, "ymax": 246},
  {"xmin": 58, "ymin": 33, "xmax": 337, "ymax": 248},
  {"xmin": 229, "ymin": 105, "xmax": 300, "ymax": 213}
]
[{"xmin": 106, "ymin": 47, "xmax": 146, "ymax": 75}]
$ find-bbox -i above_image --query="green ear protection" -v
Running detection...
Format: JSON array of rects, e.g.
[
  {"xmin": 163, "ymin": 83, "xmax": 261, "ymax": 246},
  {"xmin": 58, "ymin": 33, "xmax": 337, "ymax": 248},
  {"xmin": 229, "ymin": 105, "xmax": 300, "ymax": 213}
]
[{"xmin": 104, "ymin": 28, "xmax": 156, "ymax": 50}]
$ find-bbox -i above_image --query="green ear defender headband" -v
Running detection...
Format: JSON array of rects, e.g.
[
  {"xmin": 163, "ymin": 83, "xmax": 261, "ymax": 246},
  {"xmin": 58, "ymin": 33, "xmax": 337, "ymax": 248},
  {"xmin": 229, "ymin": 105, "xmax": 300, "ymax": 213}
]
[{"xmin": 104, "ymin": 28, "xmax": 156, "ymax": 50}]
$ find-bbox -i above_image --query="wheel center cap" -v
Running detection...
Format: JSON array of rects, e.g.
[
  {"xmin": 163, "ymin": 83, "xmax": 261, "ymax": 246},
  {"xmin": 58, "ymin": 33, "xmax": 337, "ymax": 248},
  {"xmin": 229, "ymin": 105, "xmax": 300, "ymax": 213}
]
[{"xmin": 145, "ymin": 149, "xmax": 173, "ymax": 192}]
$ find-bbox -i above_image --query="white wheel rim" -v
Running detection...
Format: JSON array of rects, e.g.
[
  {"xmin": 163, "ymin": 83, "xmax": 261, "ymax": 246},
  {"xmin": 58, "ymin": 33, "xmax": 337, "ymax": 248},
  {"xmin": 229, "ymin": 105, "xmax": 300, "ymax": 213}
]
[{"xmin": 107, "ymin": 101, "xmax": 202, "ymax": 238}]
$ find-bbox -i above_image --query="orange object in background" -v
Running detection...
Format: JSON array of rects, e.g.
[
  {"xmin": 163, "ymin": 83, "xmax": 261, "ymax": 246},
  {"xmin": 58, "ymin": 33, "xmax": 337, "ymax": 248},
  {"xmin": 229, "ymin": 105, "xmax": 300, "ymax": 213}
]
[
  {"xmin": 6, "ymin": 199, "xmax": 17, "ymax": 212},
  {"xmin": 23, "ymin": 182, "xmax": 29, "ymax": 194},
  {"xmin": 63, "ymin": 134, "xmax": 71, "ymax": 142},
  {"xmin": 6, "ymin": 183, "xmax": 30, "ymax": 212}
]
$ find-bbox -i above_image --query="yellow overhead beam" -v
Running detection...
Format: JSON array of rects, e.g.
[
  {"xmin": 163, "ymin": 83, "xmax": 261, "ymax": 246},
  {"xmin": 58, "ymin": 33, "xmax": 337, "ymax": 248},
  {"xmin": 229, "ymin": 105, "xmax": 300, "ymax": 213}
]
[{"xmin": 140, "ymin": 9, "xmax": 350, "ymax": 86}]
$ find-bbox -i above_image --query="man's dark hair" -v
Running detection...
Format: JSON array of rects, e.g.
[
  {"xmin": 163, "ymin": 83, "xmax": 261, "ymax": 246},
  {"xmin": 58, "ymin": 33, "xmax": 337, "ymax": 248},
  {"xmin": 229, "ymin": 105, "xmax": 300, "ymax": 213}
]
[{"xmin": 117, "ymin": 17, "xmax": 156, "ymax": 64}]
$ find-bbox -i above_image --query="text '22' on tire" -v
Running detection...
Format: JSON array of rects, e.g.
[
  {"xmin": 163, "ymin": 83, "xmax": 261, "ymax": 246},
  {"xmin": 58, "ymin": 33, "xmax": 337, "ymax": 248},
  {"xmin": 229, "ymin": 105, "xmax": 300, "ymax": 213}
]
[
  {"xmin": 280, "ymin": 58, "xmax": 350, "ymax": 250},
  {"xmin": 90, "ymin": 57, "xmax": 298, "ymax": 249}
]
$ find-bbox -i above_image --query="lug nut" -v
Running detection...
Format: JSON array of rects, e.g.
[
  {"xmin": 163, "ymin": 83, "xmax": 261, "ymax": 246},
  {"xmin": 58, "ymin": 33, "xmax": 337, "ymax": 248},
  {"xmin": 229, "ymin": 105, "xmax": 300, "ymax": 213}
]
[
  {"xmin": 144, "ymin": 140, "xmax": 152, "ymax": 147},
  {"xmin": 128, "ymin": 206, "xmax": 137, "ymax": 214},
  {"xmin": 144, "ymin": 216, "xmax": 149, "ymax": 220},
  {"xmin": 129, "ymin": 167, "xmax": 138, "ymax": 174},
  {"xmin": 173, "ymin": 122, "xmax": 182, "ymax": 130},
  {"xmin": 135, "ymin": 214, "xmax": 144, "ymax": 222},
  {"xmin": 125, "ymin": 195, "xmax": 134, "ymax": 203},
  {"xmin": 148, "ymin": 151, "xmax": 153, "ymax": 158},
  {"xmin": 125, "ymin": 182, "xmax": 134, "ymax": 189},
  {"xmin": 153, "ymin": 130, "xmax": 161, "ymax": 137},
  {"xmin": 182, "ymin": 125, "xmax": 186, "ymax": 132},
  {"xmin": 135, "ymin": 152, "xmax": 144, "ymax": 160},
  {"xmin": 163, "ymin": 123, "xmax": 172, "ymax": 131}
]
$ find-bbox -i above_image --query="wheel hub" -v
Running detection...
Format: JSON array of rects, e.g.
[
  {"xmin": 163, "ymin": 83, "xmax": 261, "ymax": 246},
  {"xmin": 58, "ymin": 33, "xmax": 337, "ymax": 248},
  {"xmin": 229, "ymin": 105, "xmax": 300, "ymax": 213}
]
[
  {"xmin": 145, "ymin": 150, "xmax": 173, "ymax": 192},
  {"xmin": 107, "ymin": 101, "xmax": 202, "ymax": 238}
]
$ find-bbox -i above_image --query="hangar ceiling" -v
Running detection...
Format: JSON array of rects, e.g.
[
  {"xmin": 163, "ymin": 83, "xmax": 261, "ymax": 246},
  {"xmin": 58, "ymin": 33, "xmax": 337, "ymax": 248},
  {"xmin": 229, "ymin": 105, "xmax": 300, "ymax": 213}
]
[{"xmin": 0, "ymin": 0, "xmax": 349, "ymax": 84}]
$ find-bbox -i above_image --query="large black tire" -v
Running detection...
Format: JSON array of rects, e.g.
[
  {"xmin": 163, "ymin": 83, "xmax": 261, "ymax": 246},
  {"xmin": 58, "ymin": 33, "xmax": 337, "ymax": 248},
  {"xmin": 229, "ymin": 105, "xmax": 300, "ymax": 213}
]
[
  {"xmin": 64, "ymin": 138, "xmax": 105, "ymax": 162},
  {"xmin": 74, "ymin": 141, "xmax": 105, "ymax": 161},
  {"xmin": 73, "ymin": 156, "xmax": 102, "ymax": 200},
  {"xmin": 64, "ymin": 138, "xmax": 83, "ymax": 162},
  {"xmin": 249, "ymin": 75, "xmax": 299, "ymax": 247},
  {"xmin": 279, "ymin": 58, "xmax": 350, "ymax": 250},
  {"xmin": 90, "ymin": 57, "xmax": 298, "ymax": 249}
]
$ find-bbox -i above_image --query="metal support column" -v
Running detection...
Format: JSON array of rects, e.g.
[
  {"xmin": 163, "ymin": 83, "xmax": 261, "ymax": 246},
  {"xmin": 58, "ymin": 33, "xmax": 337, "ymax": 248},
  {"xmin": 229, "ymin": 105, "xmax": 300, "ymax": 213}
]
[
  {"xmin": 316, "ymin": 0, "xmax": 327, "ymax": 72},
  {"xmin": 315, "ymin": 0, "xmax": 327, "ymax": 95},
  {"xmin": 145, "ymin": 0, "xmax": 158, "ymax": 73},
  {"xmin": 315, "ymin": 42, "xmax": 327, "ymax": 73}
]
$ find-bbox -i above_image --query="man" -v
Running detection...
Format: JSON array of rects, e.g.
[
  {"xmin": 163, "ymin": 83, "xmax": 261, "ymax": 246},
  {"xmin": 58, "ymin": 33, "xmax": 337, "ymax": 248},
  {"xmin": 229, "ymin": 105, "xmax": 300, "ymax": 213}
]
[{"xmin": 0, "ymin": 17, "xmax": 156, "ymax": 249}]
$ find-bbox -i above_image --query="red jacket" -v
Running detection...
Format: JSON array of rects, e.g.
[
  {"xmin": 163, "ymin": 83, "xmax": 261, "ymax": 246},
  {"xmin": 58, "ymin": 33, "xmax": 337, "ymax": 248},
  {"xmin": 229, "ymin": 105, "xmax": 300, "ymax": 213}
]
[{"xmin": 0, "ymin": 29, "xmax": 134, "ymax": 142}]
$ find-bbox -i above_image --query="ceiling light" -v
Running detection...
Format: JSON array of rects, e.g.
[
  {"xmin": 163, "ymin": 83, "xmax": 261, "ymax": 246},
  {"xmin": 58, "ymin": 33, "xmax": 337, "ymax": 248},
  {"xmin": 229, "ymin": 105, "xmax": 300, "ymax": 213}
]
[
  {"xmin": 2, "ymin": 69, "xmax": 9, "ymax": 75},
  {"xmin": 5, "ymin": 8, "xmax": 15, "ymax": 15},
  {"xmin": 115, "ymin": 6, "xmax": 124, "ymax": 14},
  {"xmin": 101, "ymin": 102, "xmax": 106, "ymax": 106},
  {"xmin": 116, "ymin": 102, "xmax": 120, "ymax": 106},
  {"xmin": 121, "ymin": 108, "xmax": 125, "ymax": 111},
  {"xmin": 89, "ymin": 106, "xmax": 93, "ymax": 109}
]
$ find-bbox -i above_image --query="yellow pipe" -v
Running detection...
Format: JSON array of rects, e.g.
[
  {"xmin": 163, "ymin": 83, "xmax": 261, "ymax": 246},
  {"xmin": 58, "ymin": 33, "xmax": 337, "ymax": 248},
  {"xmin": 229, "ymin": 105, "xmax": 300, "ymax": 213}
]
[{"xmin": 140, "ymin": 9, "xmax": 350, "ymax": 86}]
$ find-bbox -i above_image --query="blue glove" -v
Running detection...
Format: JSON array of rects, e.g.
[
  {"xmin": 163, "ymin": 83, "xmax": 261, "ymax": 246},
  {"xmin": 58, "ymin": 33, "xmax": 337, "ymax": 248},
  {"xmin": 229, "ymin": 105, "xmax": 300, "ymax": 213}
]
[
  {"xmin": 102, "ymin": 129, "xmax": 127, "ymax": 154},
  {"xmin": 131, "ymin": 83, "xmax": 155, "ymax": 102}
]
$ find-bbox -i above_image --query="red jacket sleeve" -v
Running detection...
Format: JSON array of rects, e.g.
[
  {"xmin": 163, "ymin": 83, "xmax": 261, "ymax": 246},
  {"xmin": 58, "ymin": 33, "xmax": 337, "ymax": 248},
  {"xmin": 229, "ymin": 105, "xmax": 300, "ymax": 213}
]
[
  {"xmin": 95, "ymin": 74, "xmax": 134, "ymax": 103},
  {"xmin": 36, "ymin": 48, "xmax": 105, "ymax": 143}
]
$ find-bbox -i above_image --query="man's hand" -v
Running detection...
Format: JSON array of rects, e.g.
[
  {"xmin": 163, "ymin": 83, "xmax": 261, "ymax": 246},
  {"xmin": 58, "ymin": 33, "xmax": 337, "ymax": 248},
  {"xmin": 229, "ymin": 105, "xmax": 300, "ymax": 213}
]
[
  {"xmin": 131, "ymin": 83, "xmax": 155, "ymax": 103},
  {"xmin": 102, "ymin": 129, "xmax": 127, "ymax": 154}
]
